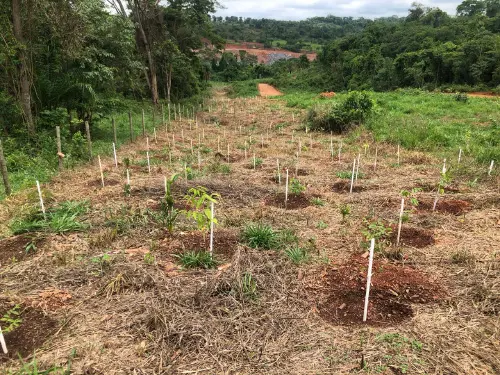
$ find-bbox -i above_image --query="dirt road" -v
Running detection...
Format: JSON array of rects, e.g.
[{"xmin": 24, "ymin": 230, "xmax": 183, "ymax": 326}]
[{"xmin": 258, "ymin": 83, "xmax": 283, "ymax": 97}]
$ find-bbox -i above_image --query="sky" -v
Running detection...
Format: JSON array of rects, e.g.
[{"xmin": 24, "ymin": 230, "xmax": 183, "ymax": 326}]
[{"xmin": 214, "ymin": 1, "xmax": 464, "ymax": 20}]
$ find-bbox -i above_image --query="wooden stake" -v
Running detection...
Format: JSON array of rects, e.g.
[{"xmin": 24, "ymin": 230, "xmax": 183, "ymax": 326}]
[
  {"xmin": 126, "ymin": 169, "xmax": 130, "ymax": 185},
  {"xmin": 355, "ymin": 154, "xmax": 361, "ymax": 182},
  {"xmin": 85, "ymin": 121, "xmax": 92, "ymax": 160},
  {"xmin": 0, "ymin": 139, "xmax": 11, "ymax": 196},
  {"xmin": 349, "ymin": 158, "xmax": 356, "ymax": 194},
  {"xmin": 146, "ymin": 151, "xmax": 151, "ymax": 173},
  {"xmin": 253, "ymin": 153, "xmax": 256, "ymax": 169},
  {"xmin": 98, "ymin": 155, "xmax": 105, "ymax": 187},
  {"xmin": 113, "ymin": 143, "xmax": 118, "ymax": 168},
  {"xmin": 488, "ymin": 160, "xmax": 494, "ymax": 176},
  {"xmin": 396, "ymin": 198, "xmax": 405, "ymax": 246},
  {"xmin": 285, "ymin": 169, "xmax": 289, "ymax": 205},
  {"xmin": 363, "ymin": 238, "xmax": 375, "ymax": 322},
  {"xmin": 458, "ymin": 148, "xmax": 462, "ymax": 164},
  {"xmin": 56, "ymin": 126, "xmax": 63, "ymax": 171},
  {"xmin": 36, "ymin": 180, "xmax": 46, "ymax": 219},
  {"xmin": 397, "ymin": 144, "xmax": 400, "ymax": 165},
  {"xmin": 209, "ymin": 201, "xmax": 214, "ymax": 258}
]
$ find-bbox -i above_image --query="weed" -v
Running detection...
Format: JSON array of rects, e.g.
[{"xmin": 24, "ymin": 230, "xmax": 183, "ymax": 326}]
[
  {"xmin": 241, "ymin": 273, "xmax": 257, "ymax": 299},
  {"xmin": 144, "ymin": 252, "xmax": 156, "ymax": 265},
  {"xmin": 316, "ymin": 220, "xmax": 328, "ymax": 229},
  {"xmin": 290, "ymin": 178, "xmax": 306, "ymax": 195},
  {"xmin": 336, "ymin": 170, "xmax": 365, "ymax": 179},
  {"xmin": 340, "ymin": 204, "xmax": 351, "ymax": 222},
  {"xmin": 276, "ymin": 228, "xmax": 299, "ymax": 248},
  {"xmin": 1, "ymin": 304, "xmax": 22, "ymax": 333},
  {"xmin": 91, "ymin": 253, "xmax": 112, "ymax": 275},
  {"xmin": 25, "ymin": 240, "xmax": 38, "ymax": 254},
  {"xmin": 311, "ymin": 197, "xmax": 325, "ymax": 206},
  {"xmin": 252, "ymin": 157, "xmax": 263, "ymax": 168},
  {"xmin": 123, "ymin": 157, "xmax": 131, "ymax": 168},
  {"xmin": 175, "ymin": 251, "xmax": 217, "ymax": 269},
  {"xmin": 454, "ymin": 92, "xmax": 469, "ymax": 103},
  {"xmin": 242, "ymin": 223, "xmax": 277, "ymax": 249},
  {"xmin": 451, "ymin": 250, "xmax": 476, "ymax": 264},
  {"xmin": 285, "ymin": 246, "xmax": 309, "ymax": 264}
]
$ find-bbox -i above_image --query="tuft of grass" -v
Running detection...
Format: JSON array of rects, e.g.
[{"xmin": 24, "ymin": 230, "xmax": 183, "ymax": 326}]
[
  {"xmin": 242, "ymin": 223, "xmax": 277, "ymax": 249},
  {"xmin": 10, "ymin": 200, "xmax": 89, "ymax": 235},
  {"xmin": 285, "ymin": 246, "xmax": 309, "ymax": 264},
  {"xmin": 311, "ymin": 197, "xmax": 325, "ymax": 206},
  {"xmin": 175, "ymin": 251, "xmax": 217, "ymax": 269},
  {"xmin": 241, "ymin": 273, "xmax": 257, "ymax": 299}
]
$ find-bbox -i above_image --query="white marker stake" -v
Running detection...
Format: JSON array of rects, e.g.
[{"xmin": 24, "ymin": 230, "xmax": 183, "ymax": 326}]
[
  {"xmin": 285, "ymin": 169, "xmax": 289, "ymax": 205},
  {"xmin": 112, "ymin": 142, "xmax": 118, "ymax": 168},
  {"xmin": 98, "ymin": 155, "xmax": 105, "ymax": 187},
  {"xmin": 126, "ymin": 169, "xmax": 130, "ymax": 185},
  {"xmin": 181, "ymin": 129, "xmax": 184, "ymax": 142},
  {"xmin": 355, "ymin": 154, "xmax": 361, "ymax": 182},
  {"xmin": 442, "ymin": 158, "xmax": 447, "ymax": 174},
  {"xmin": 458, "ymin": 148, "xmax": 462, "ymax": 164},
  {"xmin": 488, "ymin": 160, "xmax": 494, "ymax": 176},
  {"xmin": 146, "ymin": 151, "xmax": 151, "ymax": 173},
  {"xmin": 349, "ymin": 158, "xmax": 356, "ymax": 194},
  {"xmin": 146, "ymin": 136, "xmax": 149, "ymax": 151},
  {"xmin": 209, "ymin": 201, "xmax": 214, "ymax": 259},
  {"xmin": 363, "ymin": 238, "xmax": 376, "ymax": 322},
  {"xmin": 244, "ymin": 148, "xmax": 247, "ymax": 160},
  {"xmin": 36, "ymin": 180, "xmax": 46, "ymax": 219},
  {"xmin": 396, "ymin": 198, "xmax": 405, "ymax": 246},
  {"xmin": 330, "ymin": 138, "xmax": 334, "ymax": 159},
  {"xmin": 253, "ymin": 153, "xmax": 256, "ymax": 169},
  {"xmin": 154, "ymin": 128, "xmax": 157, "ymax": 143},
  {"xmin": 0, "ymin": 326, "xmax": 7, "ymax": 354},
  {"xmin": 277, "ymin": 159, "xmax": 281, "ymax": 184},
  {"xmin": 164, "ymin": 176, "xmax": 167, "ymax": 194}
]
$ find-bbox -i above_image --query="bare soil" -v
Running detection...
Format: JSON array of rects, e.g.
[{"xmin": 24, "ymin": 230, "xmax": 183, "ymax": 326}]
[
  {"xmin": 389, "ymin": 226, "xmax": 435, "ymax": 248},
  {"xmin": 419, "ymin": 199, "xmax": 472, "ymax": 215},
  {"xmin": 258, "ymin": 84, "xmax": 283, "ymax": 97},
  {"xmin": 332, "ymin": 180, "xmax": 366, "ymax": 193},
  {"xmin": 315, "ymin": 256, "xmax": 444, "ymax": 326},
  {"xmin": 0, "ymin": 234, "xmax": 45, "ymax": 267},
  {"xmin": 265, "ymin": 192, "xmax": 310, "ymax": 209}
]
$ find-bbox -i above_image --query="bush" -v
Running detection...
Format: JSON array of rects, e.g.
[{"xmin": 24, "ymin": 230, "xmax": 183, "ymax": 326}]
[
  {"xmin": 307, "ymin": 91, "xmax": 375, "ymax": 133},
  {"xmin": 454, "ymin": 92, "xmax": 469, "ymax": 103}
]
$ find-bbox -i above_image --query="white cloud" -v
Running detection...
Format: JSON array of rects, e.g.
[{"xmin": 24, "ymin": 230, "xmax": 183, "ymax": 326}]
[{"xmin": 215, "ymin": 0, "xmax": 463, "ymax": 20}]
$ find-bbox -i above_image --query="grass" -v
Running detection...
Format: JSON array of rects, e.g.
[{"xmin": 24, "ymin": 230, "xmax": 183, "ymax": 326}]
[
  {"xmin": 225, "ymin": 79, "xmax": 267, "ymax": 98},
  {"xmin": 285, "ymin": 246, "xmax": 309, "ymax": 264},
  {"xmin": 175, "ymin": 251, "xmax": 217, "ymax": 269},
  {"xmin": 242, "ymin": 223, "xmax": 277, "ymax": 249},
  {"xmin": 10, "ymin": 200, "xmax": 89, "ymax": 235},
  {"xmin": 272, "ymin": 89, "xmax": 500, "ymax": 164}
]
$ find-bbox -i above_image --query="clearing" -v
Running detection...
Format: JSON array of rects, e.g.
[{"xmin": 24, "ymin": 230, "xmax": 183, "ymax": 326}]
[
  {"xmin": 0, "ymin": 86, "xmax": 499, "ymax": 374},
  {"xmin": 258, "ymin": 83, "xmax": 283, "ymax": 97}
]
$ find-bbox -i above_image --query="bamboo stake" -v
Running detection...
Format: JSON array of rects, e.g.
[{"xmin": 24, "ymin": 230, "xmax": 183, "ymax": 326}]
[
  {"xmin": 396, "ymin": 198, "xmax": 405, "ymax": 246},
  {"xmin": 36, "ymin": 180, "xmax": 46, "ymax": 219},
  {"xmin": 113, "ymin": 143, "xmax": 118, "ymax": 168},
  {"xmin": 488, "ymin": 160, "xmax": 494, "ymax": 176},
  {"xmin": 0, "ymin": 326, "xmax": 7, "ymax": 354},
  {"xmin": 142, "ymin": 109, "xmax": 145, "ymax": 137}
]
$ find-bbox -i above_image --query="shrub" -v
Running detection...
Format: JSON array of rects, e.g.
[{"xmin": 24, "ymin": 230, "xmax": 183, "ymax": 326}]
[
  {"xmin": 454, "ymin": 92, "xmax": 469, "ymax": 103},
  {"xmin": 308, "ymin": 91, "xmax": 375, "ymax": 133}
]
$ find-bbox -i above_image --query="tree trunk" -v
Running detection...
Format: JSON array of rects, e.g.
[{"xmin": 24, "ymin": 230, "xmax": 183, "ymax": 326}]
[
  {"xmin": 166, "ymin": 64, "xmax": 172, "ymax": 103},
  {"xmin": 12, "ymin": 0, "xmax": 35, "ymax": 135}
]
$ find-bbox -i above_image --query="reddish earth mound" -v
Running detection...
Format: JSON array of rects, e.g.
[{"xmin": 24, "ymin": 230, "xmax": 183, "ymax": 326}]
[
  {"xmin": 419, "ymin": 199, "xmax": 471, "ymax": 215},
  {"xmin": 0, "ymin": 303, "xmax": 57, "ymax": 362},
  {"xmin": 332, "ymin": 181, "xmax": 366, "ymax": 193},
  {"xmin": 389, "ymin": 226, "xmax": 435, "ymax": 248},
  {"xmin": 319, "ymin": 92, "xmax": 336, "ymax": 98},
  {"xmin": 316, "ymin": 256, "xmax": 443, "ymax": 326},
  {"xmin": 0, "ymin": 235, "xmax": 45, "ymax": 267},
  {"xmin": 258, "ymin": 84, "xmax": 283, "ymax": 97},
  {"xmin": 265, "ymin": 193, "xmax": 310, "ymax": 209}
]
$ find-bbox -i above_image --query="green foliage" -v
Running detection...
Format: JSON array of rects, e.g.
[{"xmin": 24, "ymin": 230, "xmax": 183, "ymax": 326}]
[
  {"xmin": 454, "ymin": 92, "xmax": 469, "ymax": 103},
  {"xmin": 227, "ymin": 80, "xmax": 262, "ymax": 98},
  {"xmin": 157, "ymin": 174, "xmax": 179, "ymax": 233},
  {"xmin": 1, "ymin": 304, "xmax": 22, "ymax": 333},
  {"xmin": 340, "ymin": 204, "xmax": 351, "ymax": 221},
  {"xmin": 311, "ymin": 197, "xmax": 325, "ymax": 206},
  {"xmin": 316, "ymin": 220, "xmax": 328, "ymax": 229},
  {"xmin": 10, "ymin": 200, "xmax": 89, "ymax": 235},
  {"xmin": 241, "ymin": 273, "xmax": 257, "ymax": 299},
  {"xmin": 175, "ymin": 251, "xmax": 217, "ymax": 269},
  {"xmin": 144, "ymin": 252, "xmax": 156, "ymax": 265},
  {"xmin": 285, "ymin": 246, "xmax": 310, "ymax": 264},
  {"xmin": 401, "ymin": 188, "xmax": 422, "ymax": 206},
  {"xmin": 308, "ymin": 91, "xmax": 375, "ymax": 133},
  {"xmin": 289, "ymin": 178, "xmax": 306, "ymax": 194},
  {"xmin": 183, "ymin": 186, "xmax": 220, "ymax": 233},
  {"xmin": 242, "ymin": 223, "xmax": 277, "ymax": 249}
]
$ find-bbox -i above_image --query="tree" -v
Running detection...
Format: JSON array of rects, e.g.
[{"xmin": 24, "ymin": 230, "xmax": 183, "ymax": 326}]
[
  {"xmin": 11, "ymin": 0, "xmax": 35, "ymax": 135},
  {"xmin": 457, "ymin": 0, "xmax": 487, "ymax": 16}
]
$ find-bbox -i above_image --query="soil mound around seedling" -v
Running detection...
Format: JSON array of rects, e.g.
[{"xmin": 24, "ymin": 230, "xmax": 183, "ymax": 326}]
[
  {"xmin": 419, "ymin": 199, "xmax": 471, "ymax": 215},
  {"xmin": 389, "ymin": 226, "xmax": 435, "ymax": 248},
  {"xmin": 160, "ymin": 229, "xmax": 239, "ymax": 259},
  {"xmin": 332, "ymin": 181, "xmax": 366, "ymax": 193},
  {"xmin": 0, "ymin": 235, "xmax": 45, "ymax": 267},
  {"xmin": 315, "ymin": 256, "xmax": 443, "ymax": 326},
  {"xmin": 265, "ymin": 193, "xmax": 310, "ymax": 209},
  {"xmin": 0, "ymin": 303, "xmax": 57, "ymax": 362}
]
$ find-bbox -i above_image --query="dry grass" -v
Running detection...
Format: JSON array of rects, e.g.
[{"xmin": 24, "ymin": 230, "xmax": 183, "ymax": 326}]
[{"xmin": 0, "ymin": 88, "xmax": 499, "ymax": 374}]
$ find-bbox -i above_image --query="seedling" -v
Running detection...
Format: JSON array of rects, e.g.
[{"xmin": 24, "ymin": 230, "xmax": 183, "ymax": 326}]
[
  {"xmin": 158, "ymin": 174, "xmax": 179, "ymax": 233},
  {"xmin": 1, "ymin": 305, "xmax": 22, "ymax": 333},
  {"xmin": 144, "ymin": 252, "xmax": 156, "ymax": 265},
  {"xmin": 311, "ymin": 197, "xmax": 325, "ymax": 206},
  {"xmin": 183, "ymin": 186, "xmax": 219, "ymax": 239},
  {"xmin": 339, "ymin": 204, "xmax": 351, "ymax": 222},
  {"xmin": 290, "ymin": 178, "xmax": 305, "ymax": 195},
  {"xmin": 361, "ymin": 219, "xmax": 392, "ymax": 252},
  {"xmin": 316, "ymin": 221, "xmax": 328, "ymax": 229}
]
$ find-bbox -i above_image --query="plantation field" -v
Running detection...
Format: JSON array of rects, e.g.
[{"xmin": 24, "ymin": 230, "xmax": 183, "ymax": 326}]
[{"xmin": 0, "ymin": 86, "xmax": 499, "ymax": 374}]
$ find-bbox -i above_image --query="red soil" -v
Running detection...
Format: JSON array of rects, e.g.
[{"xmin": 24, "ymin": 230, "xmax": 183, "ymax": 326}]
[{"xmin": 258, "ymin": 84, "xmax": 283, "ymax": 97}]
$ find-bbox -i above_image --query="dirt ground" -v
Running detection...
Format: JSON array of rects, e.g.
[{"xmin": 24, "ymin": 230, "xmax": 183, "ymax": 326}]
[
  {"xmin": 258, "ymin": 83, "xmax": 283, "ymax": 97},
  {"xmin": 0, "ymin": 86, "xmax": 499, "ymax": 374}
]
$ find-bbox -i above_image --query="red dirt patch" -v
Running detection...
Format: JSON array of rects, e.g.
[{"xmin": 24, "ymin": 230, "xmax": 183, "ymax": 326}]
[
  {"xmin": 419, "ymin": 199, "xmax": 472, "ymax": 215},
  {"xmin": 315, "ymin": 256, "xmax": 443, "ymax": 326},
  {"xmin": 389, "ymin": 226, "xmax": 435, "ymax": 248},
  {"xmin": 0, "ymin": 302, "xmax": 57, "ymax": 362},
  {"xmin": 0, "ymin": 235, "xmax": 45, "ymax": 267},
  {"xmin": 319, "ymin": 92, "xmax": 336, "ymax": 98},
  {"xmin": 160, "ymin": 229, "xmax": 239, "ymax": 259},
  {"xmin": 332, "ymin": 181, "xmax": 366, "ymax": 193},
  {"xmin": 468, "ymin": 92, "xmax": 500, "ymax": 98},
  {"xmin": 258, "ymin": 84, "xmax": 283, "ymax": 97},
  {"xmin": 265, "ymin": 193, "xmax": 310, "ymax": 209}
]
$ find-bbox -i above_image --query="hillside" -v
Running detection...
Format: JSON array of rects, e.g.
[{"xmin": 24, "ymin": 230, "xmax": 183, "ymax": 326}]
[{"xmin": 223, "ymin": 42, "xmax": 316, "ymax": 64}]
